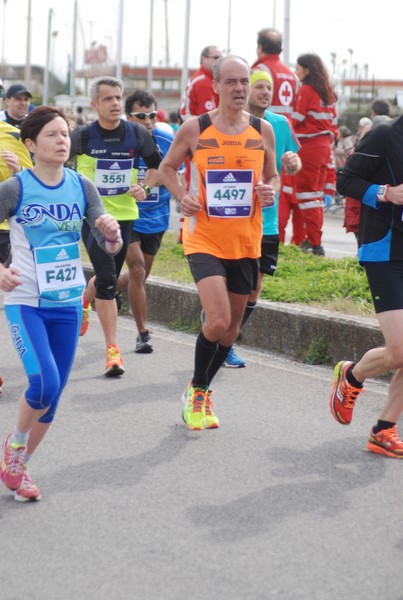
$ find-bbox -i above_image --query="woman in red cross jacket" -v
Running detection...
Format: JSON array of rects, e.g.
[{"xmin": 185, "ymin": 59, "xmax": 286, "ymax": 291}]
[{"xmin": 291, "ymin": 53, "xmax": 338, "ymax": 256}]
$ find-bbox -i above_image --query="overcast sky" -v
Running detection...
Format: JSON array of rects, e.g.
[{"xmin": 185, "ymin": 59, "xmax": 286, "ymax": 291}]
[{"xmin": 1, "ymin": 0, "xmax": 401, "ymax": 84}]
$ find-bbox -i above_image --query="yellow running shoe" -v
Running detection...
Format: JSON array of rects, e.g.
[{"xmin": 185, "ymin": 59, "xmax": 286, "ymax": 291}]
[
  {"xmin": 105, "ymin": 344, "xmax": 125, "ymax": 377},
  {"xmin": 80, "ymin": 303, "xmax": 92, "ymax": 336},
  {"xmin": 181, "ymin": 382, "xmax": 207, "ymax": 430},
  {"xmin": 205, "ymin": 390, "xmax": 219, "ymax": 429}
]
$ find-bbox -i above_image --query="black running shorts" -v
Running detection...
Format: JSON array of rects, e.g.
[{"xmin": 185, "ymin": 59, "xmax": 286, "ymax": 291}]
[
  {"xmin": 365, "ymin": 261, "xmax": 403, "ymax": 313},
  {"xmin": 129, "ymin": 230, "xmax": 165, "ymax": 256},
  {"xmin": 186, "ymin": 253, "xmax": 258, "ymax": 295},
  {"xmin": 260, "ymin": 234, "xmax": 280, "ymax": 276}
]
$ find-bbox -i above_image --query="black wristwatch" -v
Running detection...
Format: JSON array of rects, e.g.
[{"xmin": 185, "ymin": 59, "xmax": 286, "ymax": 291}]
[{"xmin": 140, "ymin": 183, "xmax": 151, "ymax": 196}]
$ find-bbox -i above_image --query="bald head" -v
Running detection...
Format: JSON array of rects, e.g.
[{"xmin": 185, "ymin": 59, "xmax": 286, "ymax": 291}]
[{"xmin": 212, "ymin": 55, "xmax": 249, "ymax": 82}]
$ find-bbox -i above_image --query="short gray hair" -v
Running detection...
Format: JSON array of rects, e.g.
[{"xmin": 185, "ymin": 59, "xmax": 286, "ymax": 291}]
[
  {"xmin": 89, "ymin": 76, "xmax": 123, "ymax": 101},
  {"xmin": 212, "ymin": 55, "xmax": 249, "ymax": 82}
]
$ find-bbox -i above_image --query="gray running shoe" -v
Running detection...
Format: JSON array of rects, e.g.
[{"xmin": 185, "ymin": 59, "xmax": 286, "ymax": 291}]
[{"xmin": 135, "ymin": 330, "xmax": 153, "ymax": 354}]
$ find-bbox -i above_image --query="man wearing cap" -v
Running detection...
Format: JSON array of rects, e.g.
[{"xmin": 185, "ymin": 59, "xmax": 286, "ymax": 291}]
[
  {"xmin": 2, "ymin": 84, "xmax": 32, "ymax": 129},
  {"xmin": 224, "ymin": 69, "xmax": 302, "ymax": 367},
  {"xmin": 0, "ymin": 103, "xmax": 33, "ymax": 396}
]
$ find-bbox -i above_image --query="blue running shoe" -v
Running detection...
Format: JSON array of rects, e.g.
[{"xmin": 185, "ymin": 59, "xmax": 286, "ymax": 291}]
[{"xmin": 223, "ymin": 346, "xmax": 246, "ymax": 368}]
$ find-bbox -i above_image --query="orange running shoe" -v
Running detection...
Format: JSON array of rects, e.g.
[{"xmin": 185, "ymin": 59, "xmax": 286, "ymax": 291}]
[
  {"xmin": 329, "ymin": 360, "xmax": 364, "ymax": 425},
  {"xmin": 205, "ymin": 390, "xmax": 219, "ymax": 429},
  {"xmin": 105, "ymin": 344, "xmax": 125, "ymax": 377},
  {"xmin": 80, "ymin": 303, "xmax": 92, "ymax": 336},
  {"xmin": 367, "ymin": 426, "xmax": 403, "ymax": 458}
]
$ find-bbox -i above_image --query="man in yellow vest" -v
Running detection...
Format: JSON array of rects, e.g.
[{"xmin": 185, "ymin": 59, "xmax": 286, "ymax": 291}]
[{"xmin": 0, "ymin": 119, "xmax": 33, "ymax": 394}]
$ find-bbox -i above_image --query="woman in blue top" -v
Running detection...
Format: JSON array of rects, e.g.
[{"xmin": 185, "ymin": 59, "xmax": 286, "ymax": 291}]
[{"xmin": 0, "ymin": 106, "xmax": 122, "ymax": 502}]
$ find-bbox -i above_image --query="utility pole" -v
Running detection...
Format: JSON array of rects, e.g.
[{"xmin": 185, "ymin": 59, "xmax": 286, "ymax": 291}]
[
  {"xmin": 116, "ymin": 0, "xmax": 124, "ymax": 80},
  {"xmin": 283, "ymin": 0, "xmax": 291, "ymax": 66},
  {"xmin": 147, "ymin": 0, "xmax": 154, "ymax": 89},
  {"xmin": 227, "ymin": 0, "xmax": 232, "ymax": 54},
  {"xmin": 70, "ymin": 0, "xmax": 77, "ymax": 97},
  {"xmin": 1, "ymin": 0, "xmax": 7, "ymax": 80},
  {"xmin": 43, "ymin": 8, "xmax": 53, "ymax": 104},
  {"xmin": 164, "ymin": 0, "xmax": 170, "ymax": 66},
  {"xmin": 181, "ymin": 0, "xmax": 191, "ymax": 98},
  {"xmin": 24, "ymin": 0, "xmax": 32, "ymax": 87}
]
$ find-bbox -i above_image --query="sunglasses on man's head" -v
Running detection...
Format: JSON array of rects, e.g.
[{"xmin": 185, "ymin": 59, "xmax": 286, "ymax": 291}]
[{"xmin": 130, "ymin": 111, "xmax": 157, "ymax": 120}]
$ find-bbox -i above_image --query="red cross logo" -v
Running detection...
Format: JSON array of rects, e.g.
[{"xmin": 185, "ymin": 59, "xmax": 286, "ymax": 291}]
[{"xmin": 279, "ymin": 81, "xmax": 293, "ymax": 106}]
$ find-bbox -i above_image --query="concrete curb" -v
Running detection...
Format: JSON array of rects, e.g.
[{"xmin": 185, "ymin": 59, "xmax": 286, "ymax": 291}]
[{"xmin": 84, "ymin": 267, "xmax": 384, "ymax": 364}]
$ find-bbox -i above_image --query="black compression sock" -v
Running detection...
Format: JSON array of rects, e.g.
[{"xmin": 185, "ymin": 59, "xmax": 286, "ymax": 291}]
[
  {"xmin": 241, "ymin": 301, "xmax": 257, "ymax": 327},
  {"xmin": 373, "ymin": 420, "xmax": 396, "ymax": 434},
  {"xmin": 346, "ymin": 364, "xmax": 364, "ymax": 388}
]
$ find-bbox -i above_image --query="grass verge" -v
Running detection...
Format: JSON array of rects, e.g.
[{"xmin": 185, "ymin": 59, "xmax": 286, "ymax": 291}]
[{"xmin": 151, "ymin": 232, "xmax": 373, "ymax": 317}]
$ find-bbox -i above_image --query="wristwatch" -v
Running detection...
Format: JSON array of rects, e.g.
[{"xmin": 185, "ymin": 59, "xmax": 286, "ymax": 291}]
[
  {"xmin": 377, "ymin": 184, "xmax": 389, "ymax": 202},
  {"xmin": 140, "ymin": 183, "xmax": 151, "ymax": 196}
]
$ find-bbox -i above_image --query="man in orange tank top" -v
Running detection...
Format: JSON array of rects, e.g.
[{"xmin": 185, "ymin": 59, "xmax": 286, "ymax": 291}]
[{"xmin": 159, "ymin": 56, "xmax": 280, "ymax": 430}]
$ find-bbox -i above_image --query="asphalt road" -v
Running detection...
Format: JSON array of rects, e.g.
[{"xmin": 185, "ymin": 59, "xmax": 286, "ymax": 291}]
[{"xmin": 1, "ymin": 296, "xmax": 402, "ymax": 600}]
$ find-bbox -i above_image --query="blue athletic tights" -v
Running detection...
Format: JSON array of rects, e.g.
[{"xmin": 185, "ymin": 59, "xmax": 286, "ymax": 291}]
[{"xmin": 4, "ymin": 304, "xmax": 81, "ymax": 423}]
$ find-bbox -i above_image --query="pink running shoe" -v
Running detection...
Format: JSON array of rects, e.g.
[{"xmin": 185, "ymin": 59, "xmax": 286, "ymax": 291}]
[
  {"xmin": 0, "ymin": 433, "xmax": 26, "ymax": 491},
  {"xmin": 14, "ymin": 467, "xmax": 41, "ymax": 502}
]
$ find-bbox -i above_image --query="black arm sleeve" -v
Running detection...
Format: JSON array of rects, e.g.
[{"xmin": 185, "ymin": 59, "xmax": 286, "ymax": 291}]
[{"xmin": 131, "ymin": 122, "xmax": 162, "ymax": 169}]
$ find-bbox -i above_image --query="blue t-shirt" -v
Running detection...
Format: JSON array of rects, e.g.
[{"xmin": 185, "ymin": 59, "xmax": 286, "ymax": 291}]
[
  {"xmin": 262, "ymin": 111, "xmax": 300, "ymax": 236},
  {"xmin": 134, "ymin": 127, "xmax": 181, "ymax": 234}
]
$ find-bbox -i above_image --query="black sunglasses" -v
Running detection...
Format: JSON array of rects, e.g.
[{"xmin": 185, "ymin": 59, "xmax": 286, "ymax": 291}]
[{"xmin": 130, "ymin": 111, "xmax": 157, "ymax": 120}]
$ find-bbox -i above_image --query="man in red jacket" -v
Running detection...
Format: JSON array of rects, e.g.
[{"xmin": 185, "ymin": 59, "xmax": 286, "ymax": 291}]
[
  {"xmin": 179, "ymin": 45, "xmax": 223, "ymax": 121},
  {"xmin": 252, "ymin": 28, "xmax": 302, "ymax": 245},
  {"xmin": 252, "ymin": 28, "xmax": 297, "ymax": 119}
]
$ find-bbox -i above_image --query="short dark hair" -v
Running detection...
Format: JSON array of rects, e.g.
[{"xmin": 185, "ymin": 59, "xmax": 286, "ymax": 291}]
[
  {"xmin": 125, "ymin": 89, "xmax": 156, "ymax": 114},
  {"xmin": 371, "ymin": 98, "xmax": 391, "ymax": 116},
  {"xmin": 200, "ymin": 46, "xmax": 219, "ymax": 63},
  {"xmin": 169, "ymin": 111, "xmax": 179, "ymax": 124},
  {"xmin": 257, "ymin": 28, "xmax": 283, "ymax": 54},
  {"xmin": 20, "ymin": 106, "xmax": 69, "ymax": 143}
]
